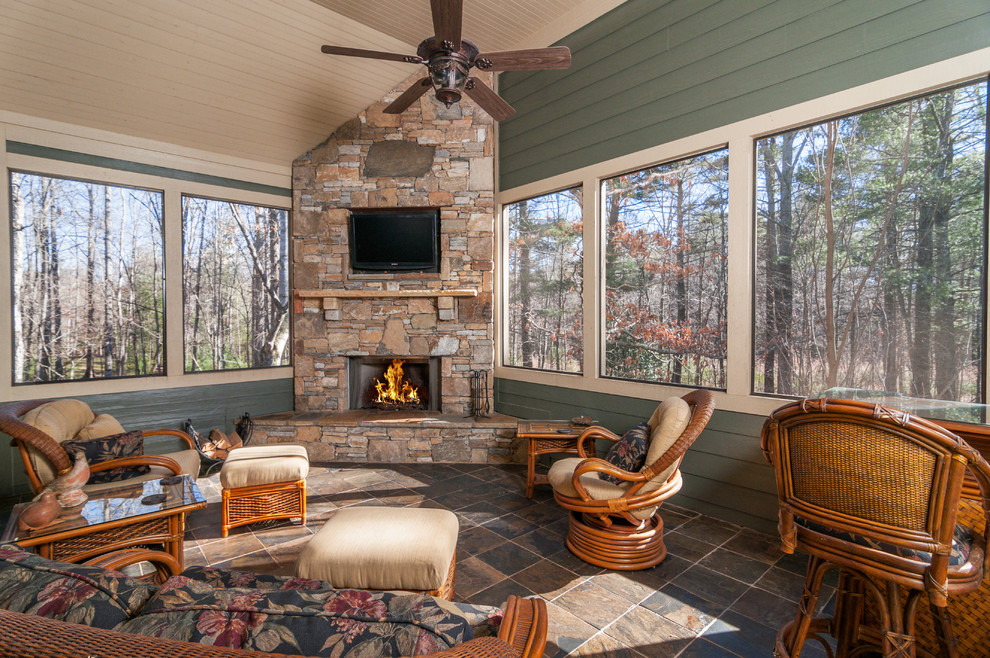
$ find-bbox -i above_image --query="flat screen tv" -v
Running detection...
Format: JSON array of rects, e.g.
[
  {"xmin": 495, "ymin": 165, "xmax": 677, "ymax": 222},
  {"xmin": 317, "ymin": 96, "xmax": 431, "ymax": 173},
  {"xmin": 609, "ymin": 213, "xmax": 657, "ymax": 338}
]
[{"xmin": 349, "ymin": 208, "xmax": 440, "ymax": 273}]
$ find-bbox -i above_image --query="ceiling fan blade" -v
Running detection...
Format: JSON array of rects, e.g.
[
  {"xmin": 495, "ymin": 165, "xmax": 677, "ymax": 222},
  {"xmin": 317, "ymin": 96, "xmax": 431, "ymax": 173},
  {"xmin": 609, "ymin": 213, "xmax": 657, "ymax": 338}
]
[
  {"xmin": 463, "ymin": 78, "xmax": 515, "ymax": 121},
  {"xmin": 321, "ymin": 45, "xmax": 420, "ymax": 64},
  {"xmin": 431, "ymin": 0, "xmax": 462, "ymax": 50},
  {"xmin": 384, "ymin": 78, "xmax": 433, "ymax": 114},
  {"xmin": 474, "ymin": 46, "xmax": 571, "ymax": 71}
]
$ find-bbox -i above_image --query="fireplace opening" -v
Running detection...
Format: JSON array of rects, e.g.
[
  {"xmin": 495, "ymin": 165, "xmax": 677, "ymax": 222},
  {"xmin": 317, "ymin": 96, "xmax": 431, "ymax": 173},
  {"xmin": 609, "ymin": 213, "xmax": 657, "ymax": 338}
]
[{"xmin": 349, "ymin": 357, "xmax": 441, "ymax": 412}]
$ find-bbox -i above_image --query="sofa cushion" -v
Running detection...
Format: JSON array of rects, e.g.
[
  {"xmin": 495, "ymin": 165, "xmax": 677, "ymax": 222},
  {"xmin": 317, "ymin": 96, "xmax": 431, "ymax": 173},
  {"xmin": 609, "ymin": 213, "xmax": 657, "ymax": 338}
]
[
  {"xmin": 0, "ymin": 544, "xmax": 157, "ymax": 628},
  {"xmin": 22, "ymin": 399, "xmax": 97, "ymax": 485},
  {"xmin": 641, "ymin": 396, "xmax": 692, "ymax": 491},
  {"xmin": 63, "ymin": 430, "xmax": 150, "ymax": 484},
  {"xmin": 116, "ymin": 570, "xmax": 475, "ymax": 656},
  {"xmin": 76, "ymin": 414, "xmax": 127, "ymax": 440}
]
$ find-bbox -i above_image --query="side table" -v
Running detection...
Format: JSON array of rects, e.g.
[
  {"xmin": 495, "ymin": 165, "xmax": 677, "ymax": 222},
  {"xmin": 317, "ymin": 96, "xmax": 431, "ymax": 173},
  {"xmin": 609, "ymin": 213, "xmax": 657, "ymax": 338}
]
[
  {"xmin": 517, "ymin": 420, "xmax": 587, "ymax": 498},
  {"xmin": 2, "ymin": 474, "xmax": 206, "ymax": 575}
]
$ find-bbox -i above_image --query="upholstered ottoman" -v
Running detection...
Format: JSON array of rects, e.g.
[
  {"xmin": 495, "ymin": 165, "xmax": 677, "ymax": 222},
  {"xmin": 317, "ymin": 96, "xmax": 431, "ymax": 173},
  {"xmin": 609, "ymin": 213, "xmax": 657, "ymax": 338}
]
[
  {"xmin": 220, "ymin": 444, "xmax": 308, "ymax": 537},
  {"xmin": 296, "ymin": 507, "xmax": 459, "ymax": 600}
]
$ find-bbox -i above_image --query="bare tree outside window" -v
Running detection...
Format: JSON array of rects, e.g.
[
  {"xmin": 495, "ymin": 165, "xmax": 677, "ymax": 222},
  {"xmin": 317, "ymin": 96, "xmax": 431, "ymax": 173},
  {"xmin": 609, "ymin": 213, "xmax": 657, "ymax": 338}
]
[
  {"xmin": 603, "ymin": 150, "xmax": 729, "ymax": 388},
  {"xmin": 755, "ymin": 80, "xmax": 988, "ymax": 403},
  {"xmin": 504, "ymin": 188, "xmax": 583, "ymax": 373},
  {"xmin": 182, "ymin": 196, "xmax": 290, "ymax": 372},
  {"xmin": 10, "ymin": 172, "xmax": 165, "ymax": 383}
]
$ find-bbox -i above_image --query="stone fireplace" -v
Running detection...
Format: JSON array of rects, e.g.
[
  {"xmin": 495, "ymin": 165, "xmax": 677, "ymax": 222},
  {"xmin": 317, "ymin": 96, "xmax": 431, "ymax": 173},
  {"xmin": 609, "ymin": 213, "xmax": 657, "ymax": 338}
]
[{"xmin": 252, "ymin": 72, "xmax": 519, "ymax": 465}]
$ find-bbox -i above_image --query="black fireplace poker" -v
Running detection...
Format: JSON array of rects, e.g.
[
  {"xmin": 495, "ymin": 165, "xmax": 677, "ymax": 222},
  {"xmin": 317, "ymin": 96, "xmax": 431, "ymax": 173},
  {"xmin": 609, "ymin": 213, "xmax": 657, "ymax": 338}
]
[{"xmin": 468, "ymin": 370, "xmax": 490, "ymax": 419}]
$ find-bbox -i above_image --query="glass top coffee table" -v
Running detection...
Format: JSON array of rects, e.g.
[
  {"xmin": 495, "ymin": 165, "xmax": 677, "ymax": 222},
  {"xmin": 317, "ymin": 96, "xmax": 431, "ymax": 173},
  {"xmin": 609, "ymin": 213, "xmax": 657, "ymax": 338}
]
[{"xmin": 2, "ymin": 474, "xmax": 206, "ymax": 575}]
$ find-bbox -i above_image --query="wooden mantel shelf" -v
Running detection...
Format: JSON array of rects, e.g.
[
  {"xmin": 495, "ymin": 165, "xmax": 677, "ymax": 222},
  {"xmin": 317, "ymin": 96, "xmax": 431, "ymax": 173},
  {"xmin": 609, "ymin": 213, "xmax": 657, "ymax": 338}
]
[
  {"xmin": 295, "ymin": 288, "xmax": 477, "ymax": 299},
  {"xmin": 295, "ymin": 288, "xmax": 477, "ymax": 321}
]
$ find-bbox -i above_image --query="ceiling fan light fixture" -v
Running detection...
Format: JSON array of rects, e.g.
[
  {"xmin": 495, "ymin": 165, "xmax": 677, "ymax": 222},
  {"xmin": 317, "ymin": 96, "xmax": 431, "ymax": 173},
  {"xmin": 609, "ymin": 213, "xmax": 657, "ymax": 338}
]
[{"xmin": 428, "ymin": 56, "xmax": 469, "ymax": 108}]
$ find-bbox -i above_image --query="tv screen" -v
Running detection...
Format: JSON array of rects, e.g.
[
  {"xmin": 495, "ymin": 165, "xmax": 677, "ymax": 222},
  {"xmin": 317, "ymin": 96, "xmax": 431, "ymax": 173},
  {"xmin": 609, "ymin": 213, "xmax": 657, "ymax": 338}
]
[{"xmin": 349, "ymin": 208, "xmax": 440, "ymax": 273}]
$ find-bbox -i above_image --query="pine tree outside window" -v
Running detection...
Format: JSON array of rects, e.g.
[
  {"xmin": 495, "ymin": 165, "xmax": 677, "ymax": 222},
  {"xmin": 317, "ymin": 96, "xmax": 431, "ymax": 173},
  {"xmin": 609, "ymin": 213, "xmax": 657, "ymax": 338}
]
[
  {"xmin": 602, "ymin": 150, "xmax": 729, "ymax": 389},
  {"xmin": 10, "ymin": 171, "xmax": 165, "ymax": 383},
  {"xmin": 182, "ymin": 196, "xmax": 290, "ymax": 372},
  {"xmin": 754, "ymin": 79, "xmax": 988, "ymax": 407},
  {"xmin": 504, "ymin": 188, "xmax": 583, "ymax": 373}
]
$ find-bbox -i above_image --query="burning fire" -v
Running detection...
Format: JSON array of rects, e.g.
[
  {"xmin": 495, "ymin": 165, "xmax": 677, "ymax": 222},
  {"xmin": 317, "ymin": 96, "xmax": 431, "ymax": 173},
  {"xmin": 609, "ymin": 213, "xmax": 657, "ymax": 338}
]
[{"xmin": 373, "ymin": 359, "xmax": 421, "ymax": 408}]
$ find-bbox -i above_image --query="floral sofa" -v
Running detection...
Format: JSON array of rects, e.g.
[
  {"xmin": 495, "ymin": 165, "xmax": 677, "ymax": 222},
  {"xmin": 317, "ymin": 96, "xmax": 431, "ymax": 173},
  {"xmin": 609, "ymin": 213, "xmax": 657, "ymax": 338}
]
[{"xmin": 0, "ymin": 545, "xmax": 546, "ymax": 658}]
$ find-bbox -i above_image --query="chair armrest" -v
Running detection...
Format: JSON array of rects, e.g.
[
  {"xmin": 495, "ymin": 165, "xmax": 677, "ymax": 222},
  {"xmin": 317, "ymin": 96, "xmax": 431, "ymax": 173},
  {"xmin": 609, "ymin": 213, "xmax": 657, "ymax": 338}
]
[
  {"xmin": 496, "ymin": 595, "xmax": 548, "ymax": 658},
  {"xmin": 83, "ymin": 548, "xmax": 180, "ymax": 584},
  {"xmin": 568, "ymin": 457, "xmax": 650, "ymax": 500},
  {"xmin": 574, "ymin": 426, "xmax": 620, "ymax": 458},
  {"xmin": 89, "ymin": 454, "xmax": 183, "ymax": 475},
  {"xmin": 142, "ymin": 428, "xmax": 196, "ymax": 450}
]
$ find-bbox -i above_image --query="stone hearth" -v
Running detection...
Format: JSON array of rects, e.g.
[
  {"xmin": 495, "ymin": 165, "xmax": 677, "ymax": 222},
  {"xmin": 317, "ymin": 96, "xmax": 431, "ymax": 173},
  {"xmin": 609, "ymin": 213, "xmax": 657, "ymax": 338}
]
[{"xmin": 253, "ymin": 71, "xmax": 522, "ymax": 465}]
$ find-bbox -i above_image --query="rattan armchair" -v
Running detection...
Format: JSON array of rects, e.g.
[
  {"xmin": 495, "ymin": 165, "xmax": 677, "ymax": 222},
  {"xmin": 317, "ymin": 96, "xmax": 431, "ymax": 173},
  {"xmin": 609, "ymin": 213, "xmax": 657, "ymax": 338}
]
[
  {"xmin": 761, "ymin": 398, "xmax": 990, "ymax": 658},
  {"xmin": 549, "ymin": 389, "xmax": 715, "ymax": 570},
  {"xmin": 0, "ymin": 399, "xmax": 200, "ymax": 494}
]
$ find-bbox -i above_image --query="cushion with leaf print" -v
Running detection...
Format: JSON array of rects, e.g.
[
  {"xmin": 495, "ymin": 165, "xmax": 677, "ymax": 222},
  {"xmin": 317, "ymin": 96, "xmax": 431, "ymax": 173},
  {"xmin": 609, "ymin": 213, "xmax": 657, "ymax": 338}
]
[
  {"xmin": 0, "ymin": 544, "xmax": 157, "ymax": 629},
  {"xmin": 62, "ymin": 430, "xmax": 150, "ymax": 484},
  {"xmin": 117, "ymin": 569, "xmax": 477, "ymax": 657},
  {"xmin": 600, "ymin": 422, "xmax": 649, "ymax": 484}
]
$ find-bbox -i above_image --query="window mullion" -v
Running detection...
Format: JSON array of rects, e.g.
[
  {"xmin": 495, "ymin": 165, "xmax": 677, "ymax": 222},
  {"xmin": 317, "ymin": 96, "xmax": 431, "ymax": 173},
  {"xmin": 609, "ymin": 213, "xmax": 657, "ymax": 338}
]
[
  {"xmin": 726, "ymin": 136, "xmax": 755, "ymax": 398},
  {"xmin": 163, "ymin": 186, "xmax": 184, "ymax": 380}
]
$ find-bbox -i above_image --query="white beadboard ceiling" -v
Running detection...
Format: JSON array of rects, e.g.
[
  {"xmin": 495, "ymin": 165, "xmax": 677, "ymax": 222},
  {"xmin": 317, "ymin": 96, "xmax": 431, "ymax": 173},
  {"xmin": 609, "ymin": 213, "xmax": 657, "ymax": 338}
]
[{"xmin": 0, "ymin": 0, "xmax": 623, "ymax": 170}]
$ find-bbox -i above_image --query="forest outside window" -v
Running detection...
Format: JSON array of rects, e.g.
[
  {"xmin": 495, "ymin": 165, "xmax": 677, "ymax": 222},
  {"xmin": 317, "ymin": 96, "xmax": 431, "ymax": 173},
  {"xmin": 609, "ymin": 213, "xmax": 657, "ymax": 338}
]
[
  {"xmin": 602, "ymin": 150, "xmax": 728, "ymax": 389},
  {"xmin": 182, "ymin": 196, "xmax": 290, "ymax": 372},
  {"xmin": 504, "ymin": 188, "xmax": 583, "ymax": 373},
  {"xmin": 10, "ymin": 171, "xmax": 165, "ymax": 383},
  {"xmin": 755, "ymin": 79, "xmax": 989, "ymax": 404}
]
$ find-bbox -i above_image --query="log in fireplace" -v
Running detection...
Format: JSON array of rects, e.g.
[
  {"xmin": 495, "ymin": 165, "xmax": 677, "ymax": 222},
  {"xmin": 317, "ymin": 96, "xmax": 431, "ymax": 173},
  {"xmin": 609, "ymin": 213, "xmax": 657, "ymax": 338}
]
[{"xmin": 348, "ymin": 356, "xmax": 441, "ymax": 412}]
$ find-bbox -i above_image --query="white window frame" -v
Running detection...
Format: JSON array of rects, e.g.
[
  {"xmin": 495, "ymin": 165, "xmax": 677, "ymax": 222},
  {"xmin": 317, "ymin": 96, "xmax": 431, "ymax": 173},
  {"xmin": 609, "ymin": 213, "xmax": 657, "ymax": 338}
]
[
  {"xmin": 495, "ymin": 48, "xmax": 990, "ymax": 417},
  {"xmin": 0, "ymin": 118, "xmax": 293, "ymax": 401}
]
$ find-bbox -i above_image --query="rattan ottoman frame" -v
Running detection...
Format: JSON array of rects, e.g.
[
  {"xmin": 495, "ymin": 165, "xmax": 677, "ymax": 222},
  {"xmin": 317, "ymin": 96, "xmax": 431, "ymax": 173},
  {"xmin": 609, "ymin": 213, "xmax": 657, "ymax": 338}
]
[{"xmin": 221, "ymin": 479, "xmax": 306, "ymax": 537}]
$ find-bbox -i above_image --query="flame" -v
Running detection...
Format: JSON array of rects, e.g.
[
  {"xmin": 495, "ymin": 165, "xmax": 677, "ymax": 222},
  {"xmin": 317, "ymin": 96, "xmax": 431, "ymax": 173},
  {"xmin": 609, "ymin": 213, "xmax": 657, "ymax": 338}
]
[{"xmin": 373, "ymin": 359, "xmax": 421, "ymax": 406}]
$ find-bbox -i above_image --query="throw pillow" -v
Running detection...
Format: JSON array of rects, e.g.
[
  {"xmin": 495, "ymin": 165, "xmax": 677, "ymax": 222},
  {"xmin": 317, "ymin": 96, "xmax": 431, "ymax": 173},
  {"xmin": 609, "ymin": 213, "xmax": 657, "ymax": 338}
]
[
  {"xmin": 0, "ymin": 544, "xmax": 157, "ymax": 628},
  {"xmin": 62, "ymin": 430, "xmax": 150, "ymax": 485},
  {"xmin": 600, "ymin": 422, "xmax": 649, "ymax": 484}
]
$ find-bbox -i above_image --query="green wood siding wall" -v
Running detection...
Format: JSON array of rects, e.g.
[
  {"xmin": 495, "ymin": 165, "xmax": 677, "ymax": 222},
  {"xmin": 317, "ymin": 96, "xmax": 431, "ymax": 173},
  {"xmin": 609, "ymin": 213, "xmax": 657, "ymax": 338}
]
[
  {"xmin": 495, "ymin": 378, "xmax": 777, "ymax": 534},
  {"xmin": 498, "ymin": 0, "xmax": 990, "ymax": 190},
  {"xmin": 0, "ymin": 379, "xmax": 293, "ymax": 499}
]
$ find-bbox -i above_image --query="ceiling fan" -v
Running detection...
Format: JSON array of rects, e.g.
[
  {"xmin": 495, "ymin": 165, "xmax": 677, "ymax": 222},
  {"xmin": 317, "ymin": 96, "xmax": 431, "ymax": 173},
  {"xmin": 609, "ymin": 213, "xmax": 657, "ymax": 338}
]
[{"xmin": 320, "ymin": 0, "xmax": 571, "ymax": 121}]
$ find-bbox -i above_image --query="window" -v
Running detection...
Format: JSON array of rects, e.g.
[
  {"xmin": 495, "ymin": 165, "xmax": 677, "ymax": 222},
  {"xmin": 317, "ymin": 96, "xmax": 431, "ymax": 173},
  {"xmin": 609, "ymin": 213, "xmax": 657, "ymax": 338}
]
[
  {"xmin": 603, "ymin": 150, "xmax": 729, "ymax": 388},
  {"xmin": 182, "ymin": 196, "xmax": 290, "ymax": 372},
  {"xmin": 504, "ymin": 188, "xmax": 583, "ymax": 373},
  {"xmin": 10, "ymin": 172, "xmax": 165, "ymax": 383},
  {"xmin": 755, "ymin": 80, "xmax": 988, "ymax": 402}
]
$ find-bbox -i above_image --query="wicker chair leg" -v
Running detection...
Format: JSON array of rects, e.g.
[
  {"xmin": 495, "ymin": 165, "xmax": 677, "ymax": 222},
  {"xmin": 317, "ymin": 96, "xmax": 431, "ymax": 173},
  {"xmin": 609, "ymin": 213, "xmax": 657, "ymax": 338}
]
[
  {"xmin": 929, "ymin": 602, "xmax": 959, "ymax": 658},
  {"xmin": 779, "ymin": 555, "xmax": 832, "ymax": 658}
]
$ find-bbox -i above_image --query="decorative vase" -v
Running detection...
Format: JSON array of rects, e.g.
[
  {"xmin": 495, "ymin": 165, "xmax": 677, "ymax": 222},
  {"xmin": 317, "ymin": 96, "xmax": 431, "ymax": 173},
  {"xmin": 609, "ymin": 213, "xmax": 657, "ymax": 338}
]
[
  {"xmin": 45, "ymin": 451, "xmax": 90, "ymax": 507},
  {"xmin": 17, "ymin": 492, "xmax": 62, "ymax": 531}
]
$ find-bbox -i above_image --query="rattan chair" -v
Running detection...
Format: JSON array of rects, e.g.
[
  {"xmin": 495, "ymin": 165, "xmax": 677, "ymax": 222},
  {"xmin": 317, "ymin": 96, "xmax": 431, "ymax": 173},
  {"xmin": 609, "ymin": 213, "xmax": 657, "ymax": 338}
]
[
  {"xmin": 761, "ymin": 398, "xmax": 990, "ymax": 658},
  {"xmin": 0, "ymin": 399, "xmax": 199, "ymax": 494},
  {"xmin": 550, "ymin": 389, "xmax": 715, "ymax": 570}
]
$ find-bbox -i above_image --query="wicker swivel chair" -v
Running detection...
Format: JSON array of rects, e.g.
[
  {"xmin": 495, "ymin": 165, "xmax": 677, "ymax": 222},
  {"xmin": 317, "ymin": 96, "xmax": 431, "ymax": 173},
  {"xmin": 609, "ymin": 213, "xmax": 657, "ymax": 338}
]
[
  {"xmin": 549, "ymin": 389, "xmax": 715, "ymax": 570},
  {"xmin": 761, "ymin": 398, "xmax": 990, "ymax": 658},
  {"xmin": 0, "ymin": 399, "xmax": 200, "ymax": 494}
]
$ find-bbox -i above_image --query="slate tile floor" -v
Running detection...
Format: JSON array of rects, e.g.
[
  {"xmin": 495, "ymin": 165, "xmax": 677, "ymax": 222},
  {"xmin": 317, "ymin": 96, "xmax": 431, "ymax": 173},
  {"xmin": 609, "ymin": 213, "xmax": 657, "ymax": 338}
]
[{"xmin": 4, "ymin": 462, "xmax": 831, "ymax": 657}]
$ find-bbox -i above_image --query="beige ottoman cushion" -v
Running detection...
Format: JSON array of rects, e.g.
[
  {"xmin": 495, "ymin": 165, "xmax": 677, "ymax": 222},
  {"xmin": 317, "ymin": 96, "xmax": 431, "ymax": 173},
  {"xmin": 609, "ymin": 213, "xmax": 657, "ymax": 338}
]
[
  {"xmin": 220, "ymin": 444, "xmax": 309, "ymax": 489},
  {"xmin": 297, "ymin": 507, "xmax": 458, "ymax": 591}
]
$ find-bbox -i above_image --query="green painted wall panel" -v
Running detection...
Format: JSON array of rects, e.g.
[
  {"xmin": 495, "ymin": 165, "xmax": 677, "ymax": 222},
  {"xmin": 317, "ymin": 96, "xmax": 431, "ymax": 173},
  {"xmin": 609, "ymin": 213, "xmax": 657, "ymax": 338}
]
[
  {"xmin": 498, "ymin": 0, "xmax": 990, "ymax": 190},
  {"xmin": 0, "ymin": 379, "xmax": 293, "ymax": 499},
  {"xmin": 495, "ymin": 378, "xmax": 778, "ymax": 531}
]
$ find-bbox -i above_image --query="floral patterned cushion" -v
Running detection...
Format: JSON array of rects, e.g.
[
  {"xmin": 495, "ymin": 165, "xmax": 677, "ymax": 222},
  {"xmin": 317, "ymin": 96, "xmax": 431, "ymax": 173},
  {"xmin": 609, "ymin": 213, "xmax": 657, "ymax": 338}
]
[
  {"xmin": 795, "ymin": 518, "xmax": 974, "ymax": 566},
  {"xmin": 116, "ymin": 570, "xmax": 476, "ymax": 657},
  {"xmin": 180, "ymin": 566, "xmax": 505, "ymax": 640},
  {"xmin": 0, "ymin": 544, "xmax": 157, "ymax": 628},
  {"xmin": 600, "ymin": 422, "xmax": 649, "ymax": 484},
  {"xmin": 62, "ymin": 430, "xmax": 150, "ymax": 484}
]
